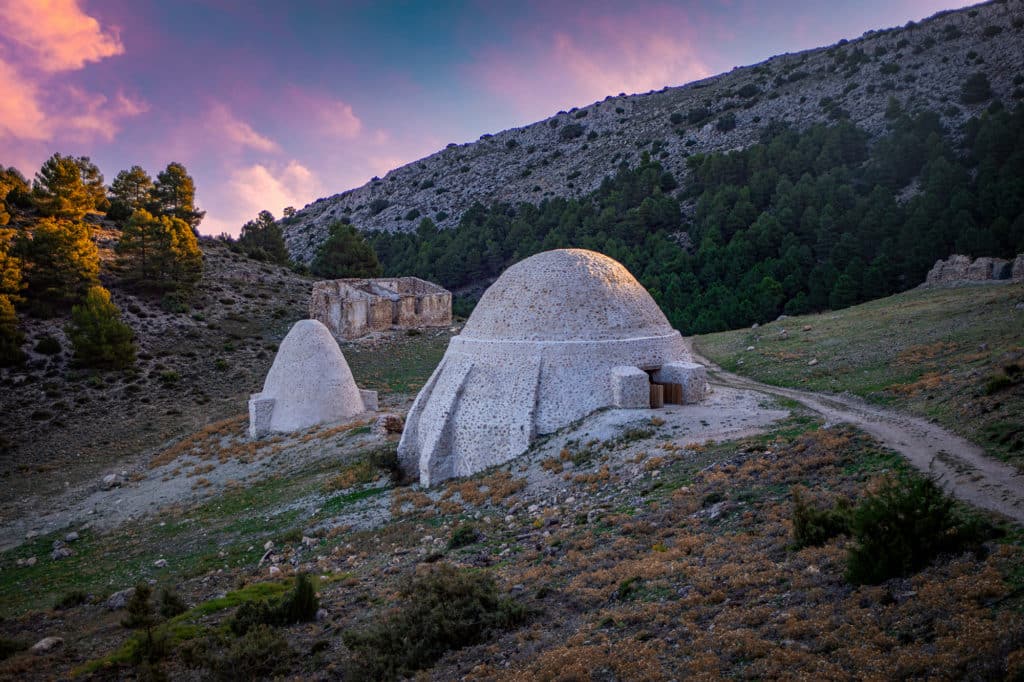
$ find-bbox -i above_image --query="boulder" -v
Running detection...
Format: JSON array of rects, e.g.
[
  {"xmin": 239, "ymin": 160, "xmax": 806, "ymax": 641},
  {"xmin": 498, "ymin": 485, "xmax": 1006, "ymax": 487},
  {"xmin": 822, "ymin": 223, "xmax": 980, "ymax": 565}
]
[
  {"xmin": 105, "ymin": 587, "xmax": 135, "ymax": 611},
  {"xmin": 30, "ymin": 637, "xmax": 63, "ymax": 654}
]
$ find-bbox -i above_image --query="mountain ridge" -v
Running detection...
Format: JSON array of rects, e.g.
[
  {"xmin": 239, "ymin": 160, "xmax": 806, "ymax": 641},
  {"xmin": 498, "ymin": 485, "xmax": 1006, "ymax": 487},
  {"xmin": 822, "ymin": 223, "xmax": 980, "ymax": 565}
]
[{"xmin": 283, "ymin": 0, "xmax": 1023, "ymax": 263}]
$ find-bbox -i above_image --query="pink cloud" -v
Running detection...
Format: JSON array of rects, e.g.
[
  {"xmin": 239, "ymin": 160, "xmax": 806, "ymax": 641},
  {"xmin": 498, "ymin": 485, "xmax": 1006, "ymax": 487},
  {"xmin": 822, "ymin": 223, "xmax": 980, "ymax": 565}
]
[
  {"xmin": 59, "ymin": 87, "xmax": 148, "ymax": 142},
  {"xmin": 319, "ymin": 99, "xmax": 363, "ymax": 139},
  {"xmin": 206, "ymin": 102, "xmax": 280, "ymax": 152},
  {"xmin": 0, "ymin": 58, "xmax": 49, "ymax": 140},
  {"xmin": 470, "ymin": 7, "xmax": 710, "ymax": 120},
  {"xmin": 0, "ymin": 0, "xmax": 143, "ymax": 150},
  {"xmin": 201, "ymin": 160, "xmax": 323, "ymax": 237},
  {"xmin": 0, "ymin": 0, "xmax": 124, "ymax": 73},
  {"xmin": 285, "ymin": 90, "xmax": 364, "ymax": 139}
]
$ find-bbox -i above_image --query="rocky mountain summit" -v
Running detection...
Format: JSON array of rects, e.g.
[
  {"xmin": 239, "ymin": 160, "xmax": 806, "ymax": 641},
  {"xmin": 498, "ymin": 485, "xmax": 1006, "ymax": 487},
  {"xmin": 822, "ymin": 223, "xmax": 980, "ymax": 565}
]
[{"xmin": 283, "ymin": 0, "xmax": 1024, "ymax": 263}]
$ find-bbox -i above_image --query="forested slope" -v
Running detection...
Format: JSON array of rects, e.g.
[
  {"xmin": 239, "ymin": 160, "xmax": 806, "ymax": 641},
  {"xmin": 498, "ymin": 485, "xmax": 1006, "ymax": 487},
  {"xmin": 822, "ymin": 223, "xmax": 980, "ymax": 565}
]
[{"xmin": 369, "ymin": 104, "xmax": 1023, "ymax": 333}]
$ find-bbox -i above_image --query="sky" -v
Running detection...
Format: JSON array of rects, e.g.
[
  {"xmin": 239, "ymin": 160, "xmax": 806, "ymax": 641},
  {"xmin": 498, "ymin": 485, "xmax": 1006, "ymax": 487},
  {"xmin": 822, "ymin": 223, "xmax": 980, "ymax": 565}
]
[{"xmin": 0, "ymin": 0, "xmax": 974, "ymax": 236}]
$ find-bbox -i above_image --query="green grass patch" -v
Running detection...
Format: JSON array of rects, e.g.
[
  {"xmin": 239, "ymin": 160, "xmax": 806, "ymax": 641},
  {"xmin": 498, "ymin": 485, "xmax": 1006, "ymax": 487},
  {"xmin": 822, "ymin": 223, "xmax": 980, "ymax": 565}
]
[
  {"xmin": 344, "ymin": 332, "xmax": 449, "ymax": 394},
  {"xmin": 320, "ymin": 485, "xmax": 389, "ymax": 517},
  {"xmin": 696, "ymin": 285, "xmax": 1024, "ymax": 470}
]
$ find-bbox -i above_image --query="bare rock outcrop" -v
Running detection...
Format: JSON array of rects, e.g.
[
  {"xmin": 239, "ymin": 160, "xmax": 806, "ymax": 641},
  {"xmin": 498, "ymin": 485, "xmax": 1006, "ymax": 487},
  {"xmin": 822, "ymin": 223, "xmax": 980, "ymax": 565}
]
[{"xmin": 282, "ymin": 0, "xmax": 1024, "ymax": 263}]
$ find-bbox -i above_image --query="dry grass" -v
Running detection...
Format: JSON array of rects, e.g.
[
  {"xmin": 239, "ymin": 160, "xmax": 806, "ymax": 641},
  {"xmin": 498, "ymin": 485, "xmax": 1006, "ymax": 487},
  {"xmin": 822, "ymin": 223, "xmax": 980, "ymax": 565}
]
[{"xmin": 443, "ymin": 471, "xmax": 527, "ymax": 507}]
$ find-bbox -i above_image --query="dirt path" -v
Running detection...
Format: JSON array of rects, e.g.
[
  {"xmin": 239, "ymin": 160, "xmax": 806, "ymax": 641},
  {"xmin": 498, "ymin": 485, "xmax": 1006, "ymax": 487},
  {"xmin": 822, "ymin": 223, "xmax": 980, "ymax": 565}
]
[{"xmin": 690, "ymin": 343, "xmax": 1024, "ymax": 524}]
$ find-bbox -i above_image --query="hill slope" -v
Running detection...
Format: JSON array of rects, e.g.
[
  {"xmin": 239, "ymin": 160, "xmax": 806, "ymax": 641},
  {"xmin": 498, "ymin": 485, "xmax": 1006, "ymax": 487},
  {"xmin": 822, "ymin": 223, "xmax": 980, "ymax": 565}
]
[
  {"xmin": 694, "ymin": 281, "xmax": 1024, "ymax": 469},
  {"xmin": 283, "ymin": 0, "xmax": 1024, "ymax": 262},
  {"xmin": 0, "ymin": 231, "xmax": 312, "ymax": 529}
]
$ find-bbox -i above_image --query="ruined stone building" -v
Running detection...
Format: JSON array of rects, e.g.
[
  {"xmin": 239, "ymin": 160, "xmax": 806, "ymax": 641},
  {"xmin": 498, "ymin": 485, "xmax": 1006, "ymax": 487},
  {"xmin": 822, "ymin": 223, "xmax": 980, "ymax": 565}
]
[
  {"xmin": 309, "ymin": 277, "xmax": 451, "ymax": 340},
  {"xmin": 398, "ymin": 248, "xmax": 707, "ymax": 486}
]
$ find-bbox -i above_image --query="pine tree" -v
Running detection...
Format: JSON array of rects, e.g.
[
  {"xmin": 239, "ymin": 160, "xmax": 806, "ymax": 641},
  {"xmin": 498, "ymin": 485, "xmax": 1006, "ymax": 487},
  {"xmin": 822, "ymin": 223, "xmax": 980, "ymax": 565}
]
[
  {"xmin": 121, "ymin": 583, "xmax": 160, "ymax": 659},
  {"xmin": 0, "ymin": 226, "xmax": 23, "ymax": 302},
  {"xmin": 0, "ymin": 294, "xmax": 24, "ymax": 366},
  {"xmin": 74, "ymin": 156, "xmax": 107, "ymax": 211},
  {"xmin": 150, "ymin": 163, "xmax": 205, "ymax": 229},
  {"xmin": 238, "ymin": 210, "xmax": 290, "ymax": 265},
  {"xmin": 118, "ymin": 209, "xmax": 203, "ymax": 291},
  {"xmin": 24, "ymin": 217, "xmax": 99, "ymax": 310},
  {"xmin": 0, "ymin": 166, "xmax": 28, "ymax": 226},
  {"xmin": 67, "ymin": 286, "xmax": 135, "ymax": 369},
  {"xmin": 829, "ymin": 273, "xmax": 860, "ymax": 310},
  {"xmin": 311, "ymin": 221, "xmax": 382, "ymax": 278},
  {"xmin": 108, "ymin": 166, "xmax": 153, "ymax": 222},
  {"xmin": 0, "ymin": 224, "xmax": 24, "ymax": 364},
  {"xmin": 33, "ymin": 153, "xmax": 92, "ymax": 219}
]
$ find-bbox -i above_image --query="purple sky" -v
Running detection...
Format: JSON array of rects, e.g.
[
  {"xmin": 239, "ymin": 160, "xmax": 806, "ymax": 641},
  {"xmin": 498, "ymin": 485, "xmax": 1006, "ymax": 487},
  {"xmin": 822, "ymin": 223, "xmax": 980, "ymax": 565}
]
[{"xmin": 0, "ymin": 0, "xmax": 973, "ymax": 236}]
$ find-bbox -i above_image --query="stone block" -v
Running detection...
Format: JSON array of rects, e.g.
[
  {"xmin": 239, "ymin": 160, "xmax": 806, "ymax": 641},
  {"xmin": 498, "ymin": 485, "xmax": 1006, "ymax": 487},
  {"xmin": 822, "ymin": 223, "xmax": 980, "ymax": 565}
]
[
  {"xmin": 611, "ymin": 366, "xmax": 650, "ymax": 408},
  {"xmin": 248, "ymin": 396, "xmax": 275, "ymax": 439},
  {"xmin": 359, "ymin": 389, "xmax": 379, "ymax": 412},
  {"xmin": 652, "ymin": 362, "xmax": 708, "ymax": 403}
]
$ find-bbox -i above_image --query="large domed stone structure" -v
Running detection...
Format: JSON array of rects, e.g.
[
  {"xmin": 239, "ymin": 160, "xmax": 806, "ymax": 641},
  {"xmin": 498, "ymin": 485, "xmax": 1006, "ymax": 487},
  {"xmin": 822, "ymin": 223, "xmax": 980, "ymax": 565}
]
[
  {"xmin": 398, "ymin": 248, "xmax": 707, "ymax": 485},
  {"xmin": 249, "ymin": 319, "xmax": 377, "ymax": 439}
]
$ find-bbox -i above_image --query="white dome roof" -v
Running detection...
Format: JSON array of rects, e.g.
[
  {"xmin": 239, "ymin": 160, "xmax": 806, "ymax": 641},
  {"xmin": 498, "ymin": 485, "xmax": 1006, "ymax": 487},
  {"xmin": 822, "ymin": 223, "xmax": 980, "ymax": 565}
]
[
  {"xmin": 256, "ymin": 319, "xmax": 365, "ymax": 433},
  {"xmin": 461, "ymin": 249, "xmax": 674, "ymax": 342}
]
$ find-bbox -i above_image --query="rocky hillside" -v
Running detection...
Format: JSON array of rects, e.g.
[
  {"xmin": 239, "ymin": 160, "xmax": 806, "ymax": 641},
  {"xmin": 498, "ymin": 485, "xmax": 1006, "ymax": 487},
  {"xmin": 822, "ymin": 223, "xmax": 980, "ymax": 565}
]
[
  {"xmin": 0, "ymin": 231, "xmax": 312, "ymax": 529},
  {"xmin": 283, "ymin": 0, "xmax": 1024, "ymax": 263}
]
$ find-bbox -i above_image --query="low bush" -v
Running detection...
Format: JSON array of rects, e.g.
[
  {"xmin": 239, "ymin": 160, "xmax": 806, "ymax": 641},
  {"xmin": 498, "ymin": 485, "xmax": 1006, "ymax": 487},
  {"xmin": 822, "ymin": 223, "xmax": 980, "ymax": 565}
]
[
  {"xmin": 35, "ymin": 335, "xmax": 62, "ymax": 355},
  {"xmin": 845, "ymin": 475, "xmax": 989, "ymax": 584},
  {"xmin": 229, "ymin": 573, "xmax": 319, "ymax": 635},
  {"xmin": 216, "ymin": 625, "xmax": 291, "ymax": 680},
  {"xmin": 558, "ymin": 123, "xmax": 585, "ymax": 141},
  {"xmin": 0, "ymin": 638, "xmax": 28, "ymax": 661},
  {"xmin": 791, "ymin": 486, "xmax": 852, "ymax": 548},
  {"xmin": 67, "ymin": 286, "xmax": 136, "ymax": 370},
  {"xmin": 961, "ymin": 72, "xmax": 993, "ymax": 104},
  {"xmin": 54, "ymin": 590, "xmax": 89, "ymax": 610},
  {"xmin": 716, "ymin": 112, "xmax": 737, "ymax": 132},
  {"xmin": 984, "ymin": 373, "xmax": 1013, "ymax": 395},
  {"xmin": 158, "ymin": 588, "xmax": 187, "ymax": 618},
  {"xmin": 342, "ymin": 564, "xmax": 526, "ymax": 680},
  {"xmin": 447, "ymin": 523, "xmax": 480, "ymax": 549}
]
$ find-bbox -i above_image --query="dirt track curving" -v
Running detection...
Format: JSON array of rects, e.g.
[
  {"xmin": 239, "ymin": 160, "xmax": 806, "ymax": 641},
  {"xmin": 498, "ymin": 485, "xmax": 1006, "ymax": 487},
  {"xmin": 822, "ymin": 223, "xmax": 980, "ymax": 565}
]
[{"xmin": 690, "ymin": 343, "xmax": 1024, "ymax": 524}]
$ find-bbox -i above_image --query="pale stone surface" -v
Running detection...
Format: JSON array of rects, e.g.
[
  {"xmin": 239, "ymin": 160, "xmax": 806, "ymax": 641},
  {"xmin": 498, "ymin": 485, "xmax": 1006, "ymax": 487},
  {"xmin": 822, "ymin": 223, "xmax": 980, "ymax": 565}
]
[
  {"xmin": 31, "ymin": 637, "xmax": 63, "ymax": 654},
  {"xmin": 652, "ymin": 362, "xmax": 709, "ymax": 404},
  {"xmin": 249, "ymin": 319, "xmax": 367, "ymax": 439},
  {"xmin": 399, "ymin": 249, "xmax": 707, "ymax": 486},
  {"xmin": 105, "ymin": 588, "xmax": 135, "ymax": 611},
  {"xmin": 359, "ymin": 389, "xmax": 379, "ymax": 412},
  {"xmin": 926, "ymin": 254, "xmax": 1022, "ymax": 285},
  {"xmin": 611, "ymin": 366, "xmax": 650, "ymax": 409},
  {"xmin": 310, "ymin": 277, "xmax": 451, "ymax": 340}
]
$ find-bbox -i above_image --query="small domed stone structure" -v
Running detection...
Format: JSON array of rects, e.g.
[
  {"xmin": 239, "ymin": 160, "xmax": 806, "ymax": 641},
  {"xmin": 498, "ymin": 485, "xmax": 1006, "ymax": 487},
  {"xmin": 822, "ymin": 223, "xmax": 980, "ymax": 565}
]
[
  {"xmin": 398, "ymin": 248, "xmax": 707, "ymax": 485},
  {"xmin": 249, "ymin": 319, "xmax": 377, "ymax": 439}
]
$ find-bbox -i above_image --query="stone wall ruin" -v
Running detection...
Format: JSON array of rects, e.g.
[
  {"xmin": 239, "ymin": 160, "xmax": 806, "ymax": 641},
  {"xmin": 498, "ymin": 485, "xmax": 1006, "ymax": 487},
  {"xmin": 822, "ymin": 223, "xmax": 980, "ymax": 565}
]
[
  {"xmin": 309, "ymin": 277, "xmax": 451, "ymax": 340},
  {"xmin": 925, "ymin": 254, "xmax": 1024, "ymax": 286}
]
